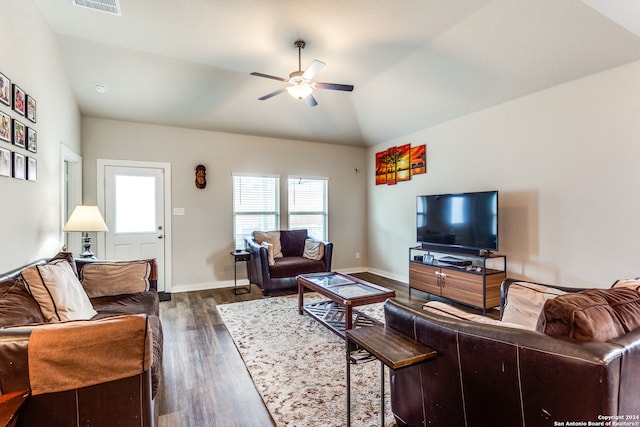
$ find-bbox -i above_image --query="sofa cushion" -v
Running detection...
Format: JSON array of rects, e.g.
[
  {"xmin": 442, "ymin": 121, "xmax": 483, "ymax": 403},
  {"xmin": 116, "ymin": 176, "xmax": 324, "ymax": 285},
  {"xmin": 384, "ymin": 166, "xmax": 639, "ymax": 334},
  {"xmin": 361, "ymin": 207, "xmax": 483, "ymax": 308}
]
[
  {"xmin": 253, "ymin": 230, "xmax": 283, "ymax": 258},
  {"xmin": 588, "ymin": 288, "xmax": 640, "ymax": 333},
  {"xmin": 269, "ymin": 256, "xmax": 326, "ymax": 279},
  {"xmin": 302, "ymin": 238, "xmax": 324, "ymax": 261},
  {"xmin": 21, "ymin": 261, "xmax": 97, "ymax": 323},
  {"xmin": 48, "ymin": 252, "xmax": 78, "ymax": 278},
  {"xmin": 91, "ymin": 290, "xmax": 160, "ymax": 318},
  {"xmin": 81, "ymin": 260, "xmax": 151, "ymax": 298},
  {"xmin": 280, "ymin": 229, "xmax": 308, "ymax": 257},
  {"xmin": 0, "ymin": 277, "xmax": 45, "ymax": 327},
  {"xmin": 501, "ymin": 281, "xmax": 567, "ymax": 330},
  {"xmin": 536, "ymin": 289, "xmax": 635, "ymax": 342}
]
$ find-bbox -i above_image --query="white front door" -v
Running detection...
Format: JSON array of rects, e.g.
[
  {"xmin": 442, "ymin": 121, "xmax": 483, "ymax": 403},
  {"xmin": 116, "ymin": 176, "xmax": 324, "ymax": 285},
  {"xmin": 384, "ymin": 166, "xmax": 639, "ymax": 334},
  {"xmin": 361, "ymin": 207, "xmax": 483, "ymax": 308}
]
[{"xmin": 99, "ymin": 161, "xmax": 171, "ymax": 292}]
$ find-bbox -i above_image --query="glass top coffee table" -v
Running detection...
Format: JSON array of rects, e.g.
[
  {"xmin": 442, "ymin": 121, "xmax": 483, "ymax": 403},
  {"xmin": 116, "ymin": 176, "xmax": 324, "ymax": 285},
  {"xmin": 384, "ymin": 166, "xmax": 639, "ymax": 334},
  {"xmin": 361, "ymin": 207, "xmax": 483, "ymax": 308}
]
[{"xmin": 297, "ymin": 272, "xmax": 396, "ymax": 339}]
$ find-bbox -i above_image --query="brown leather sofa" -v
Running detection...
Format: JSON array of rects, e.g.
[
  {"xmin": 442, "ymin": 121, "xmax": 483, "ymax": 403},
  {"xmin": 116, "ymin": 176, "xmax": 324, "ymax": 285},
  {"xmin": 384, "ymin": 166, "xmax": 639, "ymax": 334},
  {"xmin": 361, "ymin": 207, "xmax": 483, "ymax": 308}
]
[
  {"xmin": 245, "ymin": 229, "xmax": 333, "ymax": 295},
  {"xmin": 0, "ymin": 255, "xmax": 163, "ymax": 427},
  {"xmin": 383, "ymin": 278, "xmax": 640, "ymax": 427}
]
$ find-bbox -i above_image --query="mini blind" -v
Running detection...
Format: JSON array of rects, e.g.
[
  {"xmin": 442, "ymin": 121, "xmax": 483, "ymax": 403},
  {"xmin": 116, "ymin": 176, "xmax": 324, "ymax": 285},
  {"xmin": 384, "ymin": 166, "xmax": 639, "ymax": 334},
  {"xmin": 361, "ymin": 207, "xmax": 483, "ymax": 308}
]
[
  {"xmin": 288, "ymin": 177, "xmax": 328, "ymax": 241},
  {"xmin": 233, "ymin": 175, "xmax": 280, "ymax": 249}
]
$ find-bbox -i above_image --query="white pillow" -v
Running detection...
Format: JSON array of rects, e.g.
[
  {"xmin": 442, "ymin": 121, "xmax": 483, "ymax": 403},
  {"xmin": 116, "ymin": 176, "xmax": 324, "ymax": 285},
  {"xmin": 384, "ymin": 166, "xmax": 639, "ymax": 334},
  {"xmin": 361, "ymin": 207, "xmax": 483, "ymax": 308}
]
[
  {"xmin": 501, "ymin": 282, "xmax": 567, "ymax": 330},
  {"xmin": 22, "ymin": 261, "xmax": 97, "ymax": 322},
  {"xmin": 261, "ymin": 241, "xmax": 275, "ymax": 266},
  {"xmin": 302, "ymin": 239, "xmax": 324, "ymax": 261},
  {"xmin": 423, "ymin": 301, "xmax": 529, "ymax": 330}
]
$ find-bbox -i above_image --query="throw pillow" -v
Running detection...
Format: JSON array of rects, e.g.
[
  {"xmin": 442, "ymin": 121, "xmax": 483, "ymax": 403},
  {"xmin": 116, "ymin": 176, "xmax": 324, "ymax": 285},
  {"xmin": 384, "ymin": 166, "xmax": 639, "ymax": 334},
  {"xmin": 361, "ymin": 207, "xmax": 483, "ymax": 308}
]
[
  {"xmin": 21, "ymin": 261, "xmax": 97, "ymax": 322},
  {"xmin": 81, "ymin": 260, "xmax": 152, "ymax": 298},
  {"xmin": 253, "ymin": 230, "xmax": 283, "ymax": 258},
  {"xmin": 611, "ymin": 279, "xmax": 640, "ymax": 291},
  {"xmin": 536, "ymin": 290, "xmax": 625, "ymax": 342},
  {"xmin": 302, "ymin": 239, "xmax": 324, "ymax": 261},
  {"xmin": 261, "ymin": 242, "xmax": 275, "ymax": 266},
  {"xmin": 501, "ymin": 281, "xmax": 567, "ymax": 330},
  {"xmin": 423, "ymin": 301, "xmax": 529, "ymax": 330},
  {"xmin": 48, "ymin": 252, "xmax": 78, "ymax": 278}
]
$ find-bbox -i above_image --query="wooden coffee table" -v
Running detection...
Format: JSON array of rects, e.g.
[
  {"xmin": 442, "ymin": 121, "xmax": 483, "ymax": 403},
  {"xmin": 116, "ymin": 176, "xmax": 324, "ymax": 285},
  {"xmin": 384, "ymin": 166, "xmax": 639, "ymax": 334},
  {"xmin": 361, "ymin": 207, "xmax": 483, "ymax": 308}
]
[{"xmin": 297, "ymin": 272, "xmax": 396, "ymax": 338}]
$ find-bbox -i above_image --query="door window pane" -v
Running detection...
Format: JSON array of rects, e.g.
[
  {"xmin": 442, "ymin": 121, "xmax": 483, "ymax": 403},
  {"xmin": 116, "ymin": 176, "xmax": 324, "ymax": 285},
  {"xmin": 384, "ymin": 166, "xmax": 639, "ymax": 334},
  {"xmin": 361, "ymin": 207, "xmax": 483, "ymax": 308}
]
[{"xmin": 114, "ymin": 175, "xmax": 156, "ymax": 233}]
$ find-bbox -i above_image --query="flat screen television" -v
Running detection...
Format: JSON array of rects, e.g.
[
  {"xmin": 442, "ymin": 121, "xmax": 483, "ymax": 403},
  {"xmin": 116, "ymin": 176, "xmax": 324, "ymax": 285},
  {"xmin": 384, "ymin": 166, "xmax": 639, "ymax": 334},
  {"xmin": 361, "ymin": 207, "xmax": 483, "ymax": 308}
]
[{"xmin": 416, "ymin": 190, "xmax": 498, "ymax": 254}]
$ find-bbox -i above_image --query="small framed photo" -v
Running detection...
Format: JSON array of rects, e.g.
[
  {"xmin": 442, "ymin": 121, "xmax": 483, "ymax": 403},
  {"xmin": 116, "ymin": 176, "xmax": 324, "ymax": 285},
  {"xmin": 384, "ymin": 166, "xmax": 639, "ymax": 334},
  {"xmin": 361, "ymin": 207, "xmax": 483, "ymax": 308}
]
[
  {"xmin": 27, "ymin": 157, "xmax": 36, "ymax": 181},
  {"xmin": 12, "ymin": 152, "xmax": 25, "ymax": 180},
  {"xmin": 13, "ymin": 85, "xmax": 25, "ymax": 116},
  {"xmin": 27, "ymin": 127, "xmax": 36, "ymax": 153},
  {"xmin": 0, "ymin": 73, "xmax": 10, "ymax": 106},
  {"xmin": 0, "ymin": 111, "xmax": 11, "ymax": 143},
  {"xmin": 12, "ymin": 119, "xmax": 25, "ymax": 148},
  {"xmin": 0, "ymin": 147, "xmax": 11, "ymax": 177},
  {"xmin": 26, "ymin": 95, "xmax": 36, "ymax": 123}
]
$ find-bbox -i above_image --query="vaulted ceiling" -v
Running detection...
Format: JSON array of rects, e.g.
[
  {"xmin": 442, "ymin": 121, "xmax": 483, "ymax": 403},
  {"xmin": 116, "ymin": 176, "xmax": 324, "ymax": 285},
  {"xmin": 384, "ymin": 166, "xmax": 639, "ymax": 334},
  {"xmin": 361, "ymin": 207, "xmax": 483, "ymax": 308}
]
[{"xmin": 33, "ymin": 0, "xmax": 640, "ymax": 147}]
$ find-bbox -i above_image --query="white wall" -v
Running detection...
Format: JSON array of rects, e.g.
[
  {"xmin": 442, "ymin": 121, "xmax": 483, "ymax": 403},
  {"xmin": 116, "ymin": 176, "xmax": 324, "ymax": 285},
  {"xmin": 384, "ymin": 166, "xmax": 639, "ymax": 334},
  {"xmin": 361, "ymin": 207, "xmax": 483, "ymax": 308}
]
[
  {"xmin": 367, "ymin": 60, "xmax": 640, "ymax": 288},
  {"xmin": 0, "ymin": 2, "xmax": 81, "ymax": 272},
  {"xmin": 81, "ymin": 118, "xmax": 367, "ymax": 291}
]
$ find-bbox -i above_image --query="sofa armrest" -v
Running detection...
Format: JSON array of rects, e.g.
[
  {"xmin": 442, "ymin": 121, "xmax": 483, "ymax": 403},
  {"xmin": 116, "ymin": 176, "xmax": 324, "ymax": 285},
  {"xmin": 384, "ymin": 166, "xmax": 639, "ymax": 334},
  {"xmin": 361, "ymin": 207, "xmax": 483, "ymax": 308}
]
[
  {"xmin": 245, "ymin": 238, "xmax": 270, "ymax": 287},
  {"xmin": 322, "ymin": 241, "xmax": 333, "ymax": 271}
]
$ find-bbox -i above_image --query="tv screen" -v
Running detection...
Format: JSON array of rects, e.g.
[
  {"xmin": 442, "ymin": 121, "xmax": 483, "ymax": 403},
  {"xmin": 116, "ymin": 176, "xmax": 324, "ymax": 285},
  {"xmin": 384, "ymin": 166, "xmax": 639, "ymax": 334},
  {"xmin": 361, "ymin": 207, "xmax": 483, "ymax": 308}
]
[{"xmin": 416, "ymin": 190, "xmax": 498, "ymax": 253}]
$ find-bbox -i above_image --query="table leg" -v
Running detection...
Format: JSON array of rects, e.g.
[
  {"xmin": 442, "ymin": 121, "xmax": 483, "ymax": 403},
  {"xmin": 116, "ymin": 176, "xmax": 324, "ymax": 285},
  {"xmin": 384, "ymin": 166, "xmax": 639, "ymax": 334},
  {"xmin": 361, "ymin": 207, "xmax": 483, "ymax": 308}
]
[
  {"xmin": 346, "ymin": 304, "xmax": 353, "ymax": 330},
  {"xmin": 298, "ymin": 281, "xmax": 304, "ymax": 315},
  {"xmin": 380, "ymin": 362, "xmax": 384, "ymax": 427}
]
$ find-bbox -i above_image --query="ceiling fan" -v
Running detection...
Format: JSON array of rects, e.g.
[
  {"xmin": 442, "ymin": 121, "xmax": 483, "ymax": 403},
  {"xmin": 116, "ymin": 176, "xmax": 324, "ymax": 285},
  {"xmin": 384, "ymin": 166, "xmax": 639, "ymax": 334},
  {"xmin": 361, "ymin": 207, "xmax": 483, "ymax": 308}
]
[{"xmin": 250, "ymin": 40, "xmax": 354, "ymax": 107}]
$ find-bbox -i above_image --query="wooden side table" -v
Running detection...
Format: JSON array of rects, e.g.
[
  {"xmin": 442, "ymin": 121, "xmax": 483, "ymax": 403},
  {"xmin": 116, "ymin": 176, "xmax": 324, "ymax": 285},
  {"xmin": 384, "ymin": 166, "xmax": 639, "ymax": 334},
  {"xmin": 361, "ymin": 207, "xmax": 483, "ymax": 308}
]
[
  {"xmin": 345, "ymin": 325, "xmax": 436, "ymax": 427},
  {"xmin": 0, "ymin": 389, "xmax": 29, "ymax": 427},
  {"xmin": 230, "ymin": 250, "xmax": 251, "ymax": 295}
]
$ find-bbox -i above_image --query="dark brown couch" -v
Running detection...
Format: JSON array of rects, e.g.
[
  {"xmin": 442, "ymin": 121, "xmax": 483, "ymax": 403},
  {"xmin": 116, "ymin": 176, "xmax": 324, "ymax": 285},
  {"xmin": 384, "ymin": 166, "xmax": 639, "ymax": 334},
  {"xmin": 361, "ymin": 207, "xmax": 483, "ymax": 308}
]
[
  {"xmin": 0, "ymin": 255, "xmax": 162, "ymax": 427},
  {"xmin": 383, "ymin": 278, "xmax": 640, "ymax": 427},
  {"xmin": 245, "ymin": 229, "xmax": 333, "ymax": 295}
]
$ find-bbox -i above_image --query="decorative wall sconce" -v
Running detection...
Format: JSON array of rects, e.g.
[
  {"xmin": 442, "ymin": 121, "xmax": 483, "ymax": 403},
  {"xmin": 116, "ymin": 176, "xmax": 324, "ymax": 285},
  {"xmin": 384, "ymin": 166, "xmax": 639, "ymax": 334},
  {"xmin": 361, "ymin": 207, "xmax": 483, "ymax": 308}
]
[{"xmin": 195, "ymin": 164, "xmax": 206, "ymax": 189}]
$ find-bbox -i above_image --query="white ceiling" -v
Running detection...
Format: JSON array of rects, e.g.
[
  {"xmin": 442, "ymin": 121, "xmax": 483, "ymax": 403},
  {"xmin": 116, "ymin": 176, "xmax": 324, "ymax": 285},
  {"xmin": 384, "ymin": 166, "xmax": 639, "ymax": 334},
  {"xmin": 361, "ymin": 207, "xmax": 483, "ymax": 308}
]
[{"xmin": 33, "ymin": 0, "xmax": 640, "ymax": 147}]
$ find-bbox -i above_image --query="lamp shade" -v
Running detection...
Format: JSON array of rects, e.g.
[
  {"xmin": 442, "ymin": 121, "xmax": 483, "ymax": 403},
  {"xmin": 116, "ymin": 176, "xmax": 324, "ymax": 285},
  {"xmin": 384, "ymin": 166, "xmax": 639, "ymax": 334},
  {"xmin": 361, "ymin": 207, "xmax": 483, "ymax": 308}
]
[
  {"xmin": 287, "ymin": 84, "xmax": 313, "ymax": 100},
  {"xmin": 63, "ymin": 205, "xmax": 109, "ymax": 232}
]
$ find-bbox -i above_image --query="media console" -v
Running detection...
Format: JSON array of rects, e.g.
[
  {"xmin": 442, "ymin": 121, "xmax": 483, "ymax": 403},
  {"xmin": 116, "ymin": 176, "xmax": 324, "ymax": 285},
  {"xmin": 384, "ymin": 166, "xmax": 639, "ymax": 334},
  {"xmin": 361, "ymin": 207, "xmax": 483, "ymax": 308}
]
[{"xmin": 408, "ymin": 246, "xmax": 506, "ymax": 314}]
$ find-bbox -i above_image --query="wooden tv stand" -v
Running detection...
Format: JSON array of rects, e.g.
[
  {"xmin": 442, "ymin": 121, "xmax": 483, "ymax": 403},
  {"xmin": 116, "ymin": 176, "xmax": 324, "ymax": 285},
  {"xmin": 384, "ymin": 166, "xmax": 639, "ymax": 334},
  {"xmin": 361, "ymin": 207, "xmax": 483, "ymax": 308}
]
[{"xmin": 408, "ymin": 247, "xmax": 506, "ymax": 314}]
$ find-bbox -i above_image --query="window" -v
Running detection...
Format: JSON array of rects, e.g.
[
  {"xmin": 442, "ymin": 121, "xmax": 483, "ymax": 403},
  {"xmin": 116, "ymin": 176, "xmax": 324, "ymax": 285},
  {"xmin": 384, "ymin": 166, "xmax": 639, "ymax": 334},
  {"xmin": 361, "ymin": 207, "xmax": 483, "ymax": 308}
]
[
  {"xmin": 288, "ymin": 177, "xmax": 328, "ymax": 241},
  {"xmin": 233, "ymin": 174, "xmax": 280, "ymax": 250}
]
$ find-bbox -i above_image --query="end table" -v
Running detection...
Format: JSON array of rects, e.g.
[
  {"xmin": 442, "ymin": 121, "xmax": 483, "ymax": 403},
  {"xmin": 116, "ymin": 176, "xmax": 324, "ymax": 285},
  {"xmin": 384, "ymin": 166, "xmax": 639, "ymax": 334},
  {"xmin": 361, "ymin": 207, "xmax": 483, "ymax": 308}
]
[
  {"xmin": 230, "ymin": 250, "xmax": 251, "ymax": 295},
  {"xmin": 346, "ymin": 325, "xmax": 436, "ymax": 427},
  {"xmin": 0, "ymin": 389, "xmax": 29, "ymax": 427}
]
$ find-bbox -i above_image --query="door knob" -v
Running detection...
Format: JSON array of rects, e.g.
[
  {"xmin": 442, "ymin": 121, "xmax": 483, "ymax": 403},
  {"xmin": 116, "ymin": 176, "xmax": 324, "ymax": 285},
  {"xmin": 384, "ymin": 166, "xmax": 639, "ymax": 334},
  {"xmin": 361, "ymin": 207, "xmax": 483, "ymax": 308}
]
[{"xmin": 158, "ymin": 235, "xmax": 164, "ymax": 239}]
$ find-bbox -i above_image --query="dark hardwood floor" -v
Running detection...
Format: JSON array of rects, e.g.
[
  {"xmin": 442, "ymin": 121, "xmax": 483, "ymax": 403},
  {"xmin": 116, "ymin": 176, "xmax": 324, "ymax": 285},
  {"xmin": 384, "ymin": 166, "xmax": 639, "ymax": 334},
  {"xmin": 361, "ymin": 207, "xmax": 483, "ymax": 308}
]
[{"xmin": 155, "ymin": 272, "xmax": 491, "ymax": 426}]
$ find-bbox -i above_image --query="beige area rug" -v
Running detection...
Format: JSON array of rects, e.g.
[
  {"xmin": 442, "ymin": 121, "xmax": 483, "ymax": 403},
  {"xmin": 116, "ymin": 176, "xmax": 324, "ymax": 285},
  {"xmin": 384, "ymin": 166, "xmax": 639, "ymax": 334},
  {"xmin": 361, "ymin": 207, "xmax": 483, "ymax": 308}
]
[{"xmin": 217, "ymin": 293, "xmax": 396, "ymax": 427}]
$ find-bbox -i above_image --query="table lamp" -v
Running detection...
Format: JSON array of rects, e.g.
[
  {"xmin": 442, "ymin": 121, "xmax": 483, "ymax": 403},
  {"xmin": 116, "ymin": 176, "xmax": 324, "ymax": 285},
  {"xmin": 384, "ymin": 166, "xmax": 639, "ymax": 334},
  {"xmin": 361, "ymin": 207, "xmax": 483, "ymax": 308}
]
[{"xmin": 63, "ymin": 205, "xmax": 109, "ymax": 258}]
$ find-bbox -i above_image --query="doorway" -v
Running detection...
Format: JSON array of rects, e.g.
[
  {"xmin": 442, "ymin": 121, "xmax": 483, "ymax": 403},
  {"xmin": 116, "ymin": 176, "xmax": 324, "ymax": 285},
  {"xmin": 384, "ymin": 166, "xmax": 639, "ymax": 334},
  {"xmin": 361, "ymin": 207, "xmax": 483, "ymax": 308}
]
[{"xmin": 97, "ymin": 159, "xmax": 172, "ymax": 293}]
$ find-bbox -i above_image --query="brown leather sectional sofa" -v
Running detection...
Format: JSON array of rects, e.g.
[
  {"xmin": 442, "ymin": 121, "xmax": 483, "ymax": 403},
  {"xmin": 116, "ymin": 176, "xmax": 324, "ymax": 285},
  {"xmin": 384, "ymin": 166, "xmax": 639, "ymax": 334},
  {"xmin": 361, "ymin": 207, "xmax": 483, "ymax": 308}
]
[
  {"xmin": 384, "ymin": 279, "xmax": 640, "ymax": 427},
  {"xmin": 0, "ymin": 255, "xmax": 163, "ymax": 427},
  {"xmin": 245, "ymin": 229, "xmax": 333, "ymax": 294}
]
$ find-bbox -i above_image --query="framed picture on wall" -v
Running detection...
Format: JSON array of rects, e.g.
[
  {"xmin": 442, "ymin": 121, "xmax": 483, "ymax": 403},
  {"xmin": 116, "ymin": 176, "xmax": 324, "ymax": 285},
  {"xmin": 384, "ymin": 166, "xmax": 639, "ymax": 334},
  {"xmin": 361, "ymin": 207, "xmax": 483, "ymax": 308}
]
[
  {"xmin": 0, "ymin": 147, "xmax": 11, "ymax": 177},
  {"xmin": 26, "ymin": 95, "xmax": 36, "ymax": 123},
  {"xmin": 0, "ymin": 73, "xmax": 10, "ymax": 106},
  {"xmin": 27, "ymin": 157, "xmax": 36, "ymax": 181},
  {"xmin": 0, "ymin": 111, "xmax": 11, "ymax": 143},
  {"xmin": 12, "ymin": 84, "xmax": 25, "ymax": 116},
  {"xmin": 27, "ymin": 128, "xmax": 36, "ymax": 153},
  {"xmin": 12, "ymin": 152, "xmax": 25, "ymax": 179},
  {"xmin": 12, "ymin": 119, "xmax": 25, "ymax": 148}
]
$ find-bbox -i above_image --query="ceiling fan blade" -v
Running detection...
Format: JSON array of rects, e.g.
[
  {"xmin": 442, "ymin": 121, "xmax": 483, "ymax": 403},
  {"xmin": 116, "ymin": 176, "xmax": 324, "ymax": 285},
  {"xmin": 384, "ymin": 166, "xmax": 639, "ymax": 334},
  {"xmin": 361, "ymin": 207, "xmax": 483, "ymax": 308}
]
[
  {"xmin": 258, "ymin": 87, "xmax": 288, "ymax": 100},
  {"xmin": 305, "ymin": 94, "xmax": 318, "ymax": 107},
  {"xmin": 250, "ymin": 72, "xmax": 287, "ymax": 82},
  {"xmin": 302, "ymin": 60, "xmax": 326, "ymax": 80},
  {"xmin": 315, "ymin": 82, "xmax": 354, "ymax": 92}
]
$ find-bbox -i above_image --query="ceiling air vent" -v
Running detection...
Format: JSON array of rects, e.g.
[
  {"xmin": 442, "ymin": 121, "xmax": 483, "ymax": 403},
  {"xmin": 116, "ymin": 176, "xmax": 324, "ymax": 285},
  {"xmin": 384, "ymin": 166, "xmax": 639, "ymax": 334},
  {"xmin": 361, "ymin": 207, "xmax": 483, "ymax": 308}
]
[{"xmin": 71, "ymin": 0, "xmax": 121, "ymax": 16}]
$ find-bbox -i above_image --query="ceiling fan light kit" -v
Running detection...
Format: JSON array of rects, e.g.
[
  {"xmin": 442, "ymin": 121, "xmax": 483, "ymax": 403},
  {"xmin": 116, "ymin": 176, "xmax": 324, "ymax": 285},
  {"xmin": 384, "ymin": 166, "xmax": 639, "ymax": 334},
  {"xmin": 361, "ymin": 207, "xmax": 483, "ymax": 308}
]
[{"xmin": 250, "ymin": 40, "xmax": 354, "ymax": 107}]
